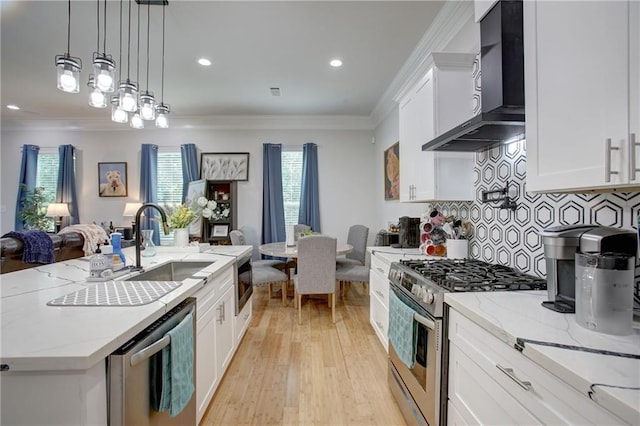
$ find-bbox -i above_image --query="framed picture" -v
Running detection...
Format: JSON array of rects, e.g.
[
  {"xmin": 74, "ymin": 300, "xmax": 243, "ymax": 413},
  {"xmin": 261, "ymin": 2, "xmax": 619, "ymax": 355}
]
[
  {"xmin": 384, "ymin": 142, "xmax": 400, "ymax": 200},
  {"xmin": 98, "ymin": 162, "xmax": 128, "ymax": 197},
  {"xmin": 212, "ymin": 224, "xmax": 229, "ymax": 237},
  {"xmin": 200, "ymin": 152, "xmax": 249, "ymax": 181},
  {"xmin": 185, "ymin": 179, "xmax": 206, "ymax": 236}
]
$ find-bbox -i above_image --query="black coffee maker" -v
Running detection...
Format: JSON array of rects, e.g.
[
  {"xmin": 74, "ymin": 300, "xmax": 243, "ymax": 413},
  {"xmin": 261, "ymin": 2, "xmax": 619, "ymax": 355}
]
[{"xmin": 397, "ymin": 216, "xmax": 420, "ymax": 248}]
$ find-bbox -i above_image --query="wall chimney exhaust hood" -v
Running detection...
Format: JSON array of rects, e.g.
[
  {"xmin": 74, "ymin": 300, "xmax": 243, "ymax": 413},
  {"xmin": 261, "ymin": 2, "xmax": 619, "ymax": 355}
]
[{"xmin": 422, "ymin": 0, "xmax": 524, "ymax": 152}]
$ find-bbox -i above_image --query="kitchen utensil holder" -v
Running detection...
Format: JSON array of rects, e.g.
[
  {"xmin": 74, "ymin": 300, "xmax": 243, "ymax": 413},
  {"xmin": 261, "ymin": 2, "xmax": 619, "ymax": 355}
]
[{"xmin": 481, "ymin": 181, "xmax": 517, "ymax": 211}]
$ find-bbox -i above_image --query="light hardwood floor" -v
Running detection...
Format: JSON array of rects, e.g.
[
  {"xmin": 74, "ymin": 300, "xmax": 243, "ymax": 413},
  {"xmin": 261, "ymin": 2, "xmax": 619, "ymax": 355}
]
[{"xmin": 201, "ymin": 283, "xmax": 406, "ymax": 425}]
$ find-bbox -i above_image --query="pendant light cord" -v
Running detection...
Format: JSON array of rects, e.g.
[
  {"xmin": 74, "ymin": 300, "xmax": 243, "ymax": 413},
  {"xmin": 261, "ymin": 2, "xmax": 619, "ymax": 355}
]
[
  {"xmin": 103, "ymin": 0, "xmax": 107, "ymax": 54},
  {"xmin": 160, "ymin": 2, "xmax": 166, "ymax": 102},
  {"xmin": 126, "ymin": 0, "xmax": 131, "ymax": 79},
  {"xmin": 66, "ymin": 0, "xmax": 71, "ymax": 55},
  {"xmin": 146, "ymin": 3, "xmax": 151, "ymax": 91},
  {"xmin": 118, "ymin": 0, "xmax": 123, "ymax": 82},
  {"xmin": 95, "ymin": 0, "xmax": 100, "ymax": 53},
  {"xmin": 136, "ymin": 1, "xmax": 140, "ymax": 84}
]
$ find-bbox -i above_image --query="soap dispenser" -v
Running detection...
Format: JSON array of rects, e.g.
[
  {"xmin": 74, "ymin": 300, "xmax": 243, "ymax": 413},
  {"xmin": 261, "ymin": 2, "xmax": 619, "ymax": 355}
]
[{"xmin": 110, "ymin": 232, "xmax": 126, "ymax": 269}]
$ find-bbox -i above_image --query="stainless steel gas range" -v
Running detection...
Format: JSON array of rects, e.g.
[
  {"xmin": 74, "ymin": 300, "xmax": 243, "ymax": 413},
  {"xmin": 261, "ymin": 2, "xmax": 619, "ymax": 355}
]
[{"xmin": 387, "ymin": 258, "xmax": 547, "ymax": 426}]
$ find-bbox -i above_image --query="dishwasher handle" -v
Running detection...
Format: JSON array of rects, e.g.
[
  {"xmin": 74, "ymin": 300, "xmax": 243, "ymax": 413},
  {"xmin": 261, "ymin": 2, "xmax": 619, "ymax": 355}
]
[
  {"xmin": 130, "ymin": 335, "xmax": 170, "ymax": 367},
  {"xmin": 129, "ymin": 305, "xmax": 195, "ymax": 367}
]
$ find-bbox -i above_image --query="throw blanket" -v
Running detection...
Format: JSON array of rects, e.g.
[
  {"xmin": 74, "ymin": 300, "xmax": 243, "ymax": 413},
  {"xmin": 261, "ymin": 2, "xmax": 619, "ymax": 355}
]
[
  {"xmin": 58, "ymin": 224, "xmax": 109, "ymax": 256},
  {"xmin": 2, "ymin": 230, "xmax": 55, "ymax": 264}
]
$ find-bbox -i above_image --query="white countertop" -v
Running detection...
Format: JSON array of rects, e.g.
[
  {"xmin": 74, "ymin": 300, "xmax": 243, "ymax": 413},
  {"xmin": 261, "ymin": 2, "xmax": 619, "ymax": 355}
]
[
  {"xmin": 367, "ymin": 246, "xmax": 428, "ymax": 265},
  {"xmin": 445, "ymin": 291, "xmax": 640, "ymax": 425},
  {"xmin": 0, "ymin": 244, "xmax": 251, "ymax": 372}
]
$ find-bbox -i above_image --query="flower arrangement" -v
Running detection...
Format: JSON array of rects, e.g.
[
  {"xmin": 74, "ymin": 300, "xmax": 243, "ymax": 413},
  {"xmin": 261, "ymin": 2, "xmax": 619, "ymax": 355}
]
[
  {"xmin": 167, "ymin": 204, "xmax": 196, "ymax": 229},
  {"xmin": 197, "ymin": 197, "xmax": 230, "ymax": 221}
]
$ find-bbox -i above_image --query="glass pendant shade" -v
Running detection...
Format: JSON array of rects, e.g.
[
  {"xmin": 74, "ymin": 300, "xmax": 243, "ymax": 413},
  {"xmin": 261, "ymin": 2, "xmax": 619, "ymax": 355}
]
[
  {"xmin": 155, "ymin": 103, "xmax": 170, "ymax": 128},
  {"xmin": 92, "ymin": 54, "xmax": 116, "ymax": 93},
  {"xmin": 88, "ymin": 76, "xmax": 107, "ymax": 108},
  {"xmin": 111, "ymin": 96, "xmax": 128, "ymax": 123},
  {"xmin": 130, "ymin": 113, "xmax": 144, "ymax": 129},
  {"xmin": 139, "ymin": 91, "xmax": 156, "ymax": 120},
  {"xmin": 55, "ymin": 55, "xmax": 82, "ymax": 93},
  {"xmin": 118, "ymin": 80, "xmax": 138, "ymax": 112}
]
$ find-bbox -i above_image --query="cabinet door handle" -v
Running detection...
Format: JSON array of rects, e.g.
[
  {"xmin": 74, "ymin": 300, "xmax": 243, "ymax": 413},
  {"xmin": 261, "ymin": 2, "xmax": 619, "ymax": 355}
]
[
  {"xmin": 375, "ymin": 290, "xmax": 385, "ymax": 298},
  {"xmin": 630, "ymin": 133, "xmax": 639, "ymax": 181},
  {"xmin": 605, "ymin": 138, "xmax": 620, "ymax": 182},
  {"xmin": 216, "ymin": 304, "xmax": 224, "ymax": 324},
  {"xmin": 376, "ymin": 267, "xmax": 385, "ymax": 274},
  {"xmin": 496, "ymin": 364, "xmax": 532, "ymax": 391}
]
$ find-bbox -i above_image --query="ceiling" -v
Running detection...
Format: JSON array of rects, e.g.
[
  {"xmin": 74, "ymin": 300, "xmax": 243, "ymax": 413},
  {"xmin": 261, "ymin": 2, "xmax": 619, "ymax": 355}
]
[{"xmin": 1, "ymin": 1, "xmax": 446, "ymax": 130}]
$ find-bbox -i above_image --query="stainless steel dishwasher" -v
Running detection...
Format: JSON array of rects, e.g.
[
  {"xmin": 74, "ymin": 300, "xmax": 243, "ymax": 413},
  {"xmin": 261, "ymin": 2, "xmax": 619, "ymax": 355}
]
[{"xmin": 108, "ymin": 298, "xmax": 197, "ymax": 426}]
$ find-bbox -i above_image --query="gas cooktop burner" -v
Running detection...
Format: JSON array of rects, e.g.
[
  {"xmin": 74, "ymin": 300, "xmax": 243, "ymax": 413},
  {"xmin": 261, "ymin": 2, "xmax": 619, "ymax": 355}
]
[{"xmin": 398, "ymin": 258, "xmax": 547, "ymax": 292}]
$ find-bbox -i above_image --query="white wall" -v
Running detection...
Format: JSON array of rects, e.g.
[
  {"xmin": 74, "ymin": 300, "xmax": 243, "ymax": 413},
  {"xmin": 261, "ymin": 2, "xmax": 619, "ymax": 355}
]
[{"xmin": 0, "ymin": 127, "xmax": 377, "ymax": 245}]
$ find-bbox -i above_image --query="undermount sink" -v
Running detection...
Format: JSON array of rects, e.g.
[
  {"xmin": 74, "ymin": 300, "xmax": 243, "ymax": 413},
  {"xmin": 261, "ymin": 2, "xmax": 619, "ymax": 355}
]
[{"xmin": 124, "ymin": 261, "xmax": 214, "ymax": 282}]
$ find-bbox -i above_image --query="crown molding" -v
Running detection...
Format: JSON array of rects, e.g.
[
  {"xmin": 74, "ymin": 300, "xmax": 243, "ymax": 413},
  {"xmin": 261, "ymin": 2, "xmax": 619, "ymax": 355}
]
[
  {"xmin": 370, "ymin": 0, "xmax": 475, "ymax": 127},
  {"xmin": 1, "ymin": 114, "xmax": 376, "ymax": 132}
]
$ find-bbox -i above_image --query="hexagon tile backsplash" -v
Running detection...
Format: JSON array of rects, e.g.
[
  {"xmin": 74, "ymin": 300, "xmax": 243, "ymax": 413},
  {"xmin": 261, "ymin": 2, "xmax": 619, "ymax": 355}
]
[{"xmin": 429, "ymin": 139, "xmax": 640, "ymax": 279}]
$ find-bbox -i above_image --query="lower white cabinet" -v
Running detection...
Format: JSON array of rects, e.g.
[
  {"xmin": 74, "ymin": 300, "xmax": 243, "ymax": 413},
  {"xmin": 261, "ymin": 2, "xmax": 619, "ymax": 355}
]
[
  {"xmin": 369, "ymin": 253, "xmax": 391, "ymax": 351},
  {"xmin": 447, "ymin": 308, "xmax": 625, "ymax": 425},
  {"xmin": 194, "ymin": 265, "xmax": 236, "ymax": 424},
  {"xmin": 234, "ymin": 297, "xmax": 252, "ymax": 345}
]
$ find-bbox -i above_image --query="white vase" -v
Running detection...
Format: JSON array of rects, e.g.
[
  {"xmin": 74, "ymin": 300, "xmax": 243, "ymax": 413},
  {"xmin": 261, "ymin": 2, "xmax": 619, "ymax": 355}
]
[{"xmin": 173, "ymin": 228, "xmax": 189, "ymax": 247}]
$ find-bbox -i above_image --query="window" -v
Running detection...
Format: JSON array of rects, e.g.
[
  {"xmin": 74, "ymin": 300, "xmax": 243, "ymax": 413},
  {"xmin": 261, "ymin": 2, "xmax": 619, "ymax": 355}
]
[
  {"xmin": 36, "ymin": 149, "xmax": 59, "ymax": 232},
  {"xmin": 281, "ymin": 147, "xmax": 303, "ymax": 226},
  {"xmin": 157, "ymin": 149, "xmax": 184, "ymax": 244}
]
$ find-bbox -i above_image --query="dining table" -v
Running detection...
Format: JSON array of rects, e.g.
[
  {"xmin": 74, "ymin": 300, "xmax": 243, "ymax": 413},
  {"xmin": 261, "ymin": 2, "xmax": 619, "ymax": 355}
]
[{"xmin": 258, "ymin": 241, "xmax": 353, "ymax": 258}]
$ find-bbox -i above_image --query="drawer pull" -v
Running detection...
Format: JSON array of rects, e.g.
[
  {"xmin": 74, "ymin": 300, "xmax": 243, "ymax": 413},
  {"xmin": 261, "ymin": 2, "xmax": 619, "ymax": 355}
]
[
  {"xmin": 377, "ymin": 267, "xmax": 385, "ymax": 274},
  {"xmin": 496, "ymin": 364, "xmax": 532, "ymax": 391},
  {"xmin": 376, "ymin": 290, "xmax": 384, "ymax": 298}
]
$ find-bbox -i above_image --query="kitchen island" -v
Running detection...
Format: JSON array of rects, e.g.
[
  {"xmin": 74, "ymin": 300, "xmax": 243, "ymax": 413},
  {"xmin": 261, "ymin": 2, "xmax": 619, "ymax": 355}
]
[
  {"xmin": 445, "ymin": 291, "xmax": 640, "ymax": 425},
  {"xmin": 0, "ymin": 244, "xmax": 250, "ymax": 425}
]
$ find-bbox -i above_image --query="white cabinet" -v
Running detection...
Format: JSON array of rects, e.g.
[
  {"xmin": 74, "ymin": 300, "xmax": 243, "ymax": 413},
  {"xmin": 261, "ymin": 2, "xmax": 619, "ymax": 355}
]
[
  {"xmin": 194, "ymin": 265, "xmax": 234, "ymax": 424},
  {"xmin": 234, "ymin": 296, "xmax": 252, "ymax": 345},
  {"xmin": 398, "ymin": 53, "xmax": 476, "ymax": 202},
  {"xmin": 369, "ymin": 252, "xmax": 391, "ymax": 351},
  {"xmin": 447, "ymin": 308, "xmax": 625, "ymax": 425},
  {"xmin": 474, "ymin": 0, "xmax": 498, "ymax": 22},
  {"xmin": 525, "ymin": 0, "xmax": 640, "ymax": 192}
]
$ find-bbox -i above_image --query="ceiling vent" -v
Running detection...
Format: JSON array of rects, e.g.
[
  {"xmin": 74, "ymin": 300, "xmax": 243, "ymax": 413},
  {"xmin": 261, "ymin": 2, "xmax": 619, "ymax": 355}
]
[{"xmin": 269, "ymin": 87, "xmax": 282, "ymax": 97}]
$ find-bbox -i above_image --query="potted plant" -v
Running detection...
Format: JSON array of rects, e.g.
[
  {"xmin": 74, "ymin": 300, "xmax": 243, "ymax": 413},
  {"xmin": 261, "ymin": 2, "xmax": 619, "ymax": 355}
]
[{"xmin": 18, "ymin": 186, "xmax": 53, "ymax": 231}]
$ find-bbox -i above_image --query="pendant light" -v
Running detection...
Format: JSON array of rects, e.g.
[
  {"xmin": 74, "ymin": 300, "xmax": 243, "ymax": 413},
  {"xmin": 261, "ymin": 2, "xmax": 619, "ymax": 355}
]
[
  {"xmin": 112, "ymin": 0, "xmax": 127, "ymax": 123},
  {"xmin": 130, "ymin": 1, "xmax": 144, "ymax": 129},
  {"xmin": 92, "ymin": 0, "xmax": 116, "ymax": 93},
  {"xmin": 89, "ymin": 0, "xmax": 107, "ymax": 108},
  {"xmin": 155, "ymin": 1, "xmax": 170, "ymax": 128},
  {"xmin": 140, "ymin": 3, "xmax": 156, "ymax": 121},
  {"xmin": 118, "ymin": 0, "xmax": 138, "ymax": 113},
  {"xmin": 55, "ymin": 0, "xmax": 82, "ymax": 93}
]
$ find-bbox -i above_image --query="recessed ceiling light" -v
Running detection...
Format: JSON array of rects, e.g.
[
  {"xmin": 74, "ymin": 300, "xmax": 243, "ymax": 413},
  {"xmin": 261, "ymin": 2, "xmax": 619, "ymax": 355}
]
[
  {"xmin": 7, "ymin": 104, "xmax": 20, "ymax": 110},
  {"xmin": 329, "ymin": 59, "xmax": 343, "ymax": 68},
  {"xmin": 198, "ymin": 58, "xmax": 212, "ymax": 67}
]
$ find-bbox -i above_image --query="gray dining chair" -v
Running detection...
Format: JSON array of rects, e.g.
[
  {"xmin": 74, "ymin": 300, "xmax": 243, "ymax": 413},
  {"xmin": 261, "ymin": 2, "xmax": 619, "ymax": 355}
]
[
  {"xmin": 335, "ymin": 264, "xmax": 369, "ymax": 298},
  {"xmin": 252, "ymin": 265, "xmax": 289, "ymax": 306},
  {"xmin": 229, "ymin": 229, "xmax": 286, "ymax": 269},
  {"xmin": 293, "ymin": 235, "xmax": 337, "ymax": 324},
  {"xmin": 336, "ymin": 224, "xmax": 369, "ymax": 267}
]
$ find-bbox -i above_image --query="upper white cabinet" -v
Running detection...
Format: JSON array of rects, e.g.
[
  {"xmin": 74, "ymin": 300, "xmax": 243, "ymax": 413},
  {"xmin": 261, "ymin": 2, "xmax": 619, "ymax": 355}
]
[
  {"xmin": 474, "ymin": 0, "xmax": 498, "ymax": 22},
  {"xmin": 398, "ymin": 53, "xmax": 476, "ymax": 203},
  {"xmin": 525, "ymin": 0, "xmax": 640, "ymax": 192}
]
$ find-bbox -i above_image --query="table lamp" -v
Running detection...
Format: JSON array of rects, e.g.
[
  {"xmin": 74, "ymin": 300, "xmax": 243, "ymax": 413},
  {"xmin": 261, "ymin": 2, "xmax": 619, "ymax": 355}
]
[
  {"xmin": 46, "ymin": 203, "xmax": 70, "ymax": 233},
  {"xmin": 123, "ymin": 202, "xmax": 143, "ymax": 238}
]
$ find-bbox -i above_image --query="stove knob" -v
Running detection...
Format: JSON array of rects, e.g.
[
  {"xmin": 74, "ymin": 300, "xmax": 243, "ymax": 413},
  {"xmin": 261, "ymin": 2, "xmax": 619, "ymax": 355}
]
[{"xmin": 424, "ymin": 290, "xmax": 435, "ymax": 305}]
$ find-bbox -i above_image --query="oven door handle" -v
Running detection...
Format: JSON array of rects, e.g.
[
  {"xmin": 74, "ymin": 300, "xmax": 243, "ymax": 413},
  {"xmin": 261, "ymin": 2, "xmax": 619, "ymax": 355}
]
[{"xmin": 413, "ymin": 312, "xmax": 435, "ymax": 331}]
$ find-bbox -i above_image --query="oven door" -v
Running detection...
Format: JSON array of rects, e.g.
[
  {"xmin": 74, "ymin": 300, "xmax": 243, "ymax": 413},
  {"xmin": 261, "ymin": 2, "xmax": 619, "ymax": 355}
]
[
  {"xmin": 388, "ymin": 284, "xmax": 442, "ymax": 426},
  {"xmin": 235, "ymin": 253, "xmax": 253, "ymax": 315}
]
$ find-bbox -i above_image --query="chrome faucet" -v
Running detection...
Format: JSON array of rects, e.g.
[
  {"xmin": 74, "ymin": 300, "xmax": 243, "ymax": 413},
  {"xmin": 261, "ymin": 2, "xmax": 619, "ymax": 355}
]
[{"xmin": 134, "ymin": 203, "xmax": 170, "ymax": 270}]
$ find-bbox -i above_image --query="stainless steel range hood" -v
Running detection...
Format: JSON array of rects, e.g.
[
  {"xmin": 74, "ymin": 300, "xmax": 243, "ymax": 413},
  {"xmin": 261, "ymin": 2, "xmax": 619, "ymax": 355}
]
[{"xmin": 422, "ymin": 0, "xmax": 524, "ymax": 152}]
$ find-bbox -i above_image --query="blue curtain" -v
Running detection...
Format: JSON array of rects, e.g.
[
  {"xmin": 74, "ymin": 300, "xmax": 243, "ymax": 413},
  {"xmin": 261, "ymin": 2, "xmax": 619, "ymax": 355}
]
[
  {"xmin": 262, "ymin": 143, "xmax": 286, "ymax": 244},
  {"xmin": 140, "ymin": 144, "xmax": 160, "ymax": 245},
  {"xmin": 180, "ymin": 143, "xmax": 199, "ymax": 202},
  {"xmin": 15, "ymin": 144, "xmax": 40, "ymax": 230},
  {"xmin": 298, "ymin": 142, "xmax": 321, "ymax": 232},
  {"xmin": 56, "ymin": 145, "xmax": 79, "ymax": 228}
]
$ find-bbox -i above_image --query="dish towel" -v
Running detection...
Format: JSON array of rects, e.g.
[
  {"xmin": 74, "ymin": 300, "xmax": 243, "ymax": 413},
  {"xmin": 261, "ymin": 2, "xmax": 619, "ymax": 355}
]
[
  {"xmin": 150, "ymin": 312, "xmax": 195, "ymax": 416},
  {"xmin": 2, "ymin": 230, "xmax": 54, "ymax": 264},
  {"xmin": 389, "ymin": 290, "xmax": 417, "ymax": 369}
]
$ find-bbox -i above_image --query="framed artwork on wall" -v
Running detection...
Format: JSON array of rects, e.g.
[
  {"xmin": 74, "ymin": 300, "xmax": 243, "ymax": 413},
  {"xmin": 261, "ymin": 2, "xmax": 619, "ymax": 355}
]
[
  {"xmin": 98, "ymin": 162, "xmax": 128, "ymax": 197},
  {"xmin": 185, "ymin": 179, "xmax": 206, "ymax": 236},
  {"xmin": 200, "ymin": 152, "xmax": 249, "ymax": 181},
  {"xmin": 384, "ymin": 142, "xmax": 400, "ymax": 200}
]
